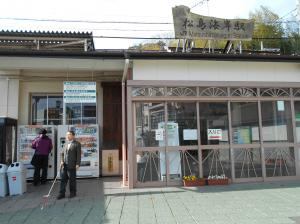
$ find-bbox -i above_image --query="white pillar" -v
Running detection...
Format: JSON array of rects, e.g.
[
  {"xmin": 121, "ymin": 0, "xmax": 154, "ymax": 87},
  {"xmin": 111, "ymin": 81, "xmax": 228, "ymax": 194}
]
[{"xmin": 0, "ymin": 77, "xmax": 19, "ymax": 119}]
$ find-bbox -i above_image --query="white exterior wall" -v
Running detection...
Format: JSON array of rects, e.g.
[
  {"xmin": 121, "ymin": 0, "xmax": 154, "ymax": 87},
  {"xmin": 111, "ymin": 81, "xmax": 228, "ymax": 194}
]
[
  {"xmin": 0, "ymin": 79, "xmax": 19, "ymax": 119},
  {"xmin": 133, "ymin": 60, "xmax": 300, "ymax": 82}
]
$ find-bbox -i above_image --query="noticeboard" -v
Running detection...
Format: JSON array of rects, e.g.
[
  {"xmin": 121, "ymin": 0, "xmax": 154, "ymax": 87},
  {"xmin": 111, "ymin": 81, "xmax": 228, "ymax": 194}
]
[{"xmin": 63, "ymin": 81, "xmax": 96, "ymax": 103}]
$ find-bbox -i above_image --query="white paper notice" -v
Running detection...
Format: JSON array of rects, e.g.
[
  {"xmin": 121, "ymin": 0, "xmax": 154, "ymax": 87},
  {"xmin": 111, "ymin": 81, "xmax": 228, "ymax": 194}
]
[
  {"xmin": 207, "ymin": 129, "xmax": 222, "ymax": 140},
  {"xmin": 155, "ymin": 129, "xmax": 164, "ymax": 141},
  {"xmin": 277, "ymin": 101, "xmax": 285, "ymax": 111},
  {"xmin": 183, "ymin": 129, "xmax": 198, "ymax": 140}
]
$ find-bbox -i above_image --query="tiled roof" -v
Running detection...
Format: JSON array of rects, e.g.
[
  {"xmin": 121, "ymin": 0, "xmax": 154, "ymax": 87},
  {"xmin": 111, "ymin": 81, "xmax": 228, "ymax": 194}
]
[
  {"xmin": 0, "ymin": 30, "xmax": 95, "ymax": 51},
  {"xmin": 0, "ymin": 30, "xmax": 93, "ymax": 38}
]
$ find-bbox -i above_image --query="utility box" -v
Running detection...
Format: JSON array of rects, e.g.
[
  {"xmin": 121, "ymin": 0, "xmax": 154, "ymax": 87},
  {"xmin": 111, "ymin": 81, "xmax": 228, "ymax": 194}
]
[
  {"xmin": 7, "ymin": 162, "xmax": 27, "ymax": 196},
  {"xmin": 0, "ymin": 164, "xmax": 8, "ymax": 197}
]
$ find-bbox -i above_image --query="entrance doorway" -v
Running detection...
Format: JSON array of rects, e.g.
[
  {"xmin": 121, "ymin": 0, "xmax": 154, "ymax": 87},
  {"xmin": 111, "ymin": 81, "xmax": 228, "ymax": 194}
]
[{"xmin": 134, "ymin": 102, "xmax": 199, "ymax": 187}]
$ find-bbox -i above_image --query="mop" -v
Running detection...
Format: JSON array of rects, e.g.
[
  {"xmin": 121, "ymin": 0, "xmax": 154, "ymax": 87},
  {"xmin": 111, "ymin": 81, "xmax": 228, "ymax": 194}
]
[{"xmin": 41, "ymin": 166, "xmax": 61, "ymax": 210}]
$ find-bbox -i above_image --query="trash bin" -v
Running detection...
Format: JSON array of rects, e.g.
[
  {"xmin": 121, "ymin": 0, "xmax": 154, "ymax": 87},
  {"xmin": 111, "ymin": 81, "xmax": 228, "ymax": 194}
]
[
  {"xmin": 0, "ymin": 164, "xmax": 8, "ymax": 197},
  {"xmin": 7, "ymin": 162, "xmax": 27, "ymax": 196}
]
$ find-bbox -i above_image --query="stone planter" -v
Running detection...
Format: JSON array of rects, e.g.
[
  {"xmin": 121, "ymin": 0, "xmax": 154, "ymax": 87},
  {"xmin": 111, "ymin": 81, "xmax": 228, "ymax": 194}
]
[
  {"xmin": 207, "ymin": 178, "xmax": 229, "ymax": 185},
  {"xmin": 183, "ymin": 179, "xmax": 206, "ymax": 187}
]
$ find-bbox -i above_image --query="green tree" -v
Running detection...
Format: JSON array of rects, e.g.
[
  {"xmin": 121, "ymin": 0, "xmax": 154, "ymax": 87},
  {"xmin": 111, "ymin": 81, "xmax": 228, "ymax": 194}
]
[
  {"xmin": 244, "ymin": 6, "xmax": 284, "ymax": 51},
  {"xmin": 129, "ymin": 41, "xmax": 166, "ymax": 51},
  {"xmin": 281, "ymin": 32, "xmax": 300, "ymax": 55}
]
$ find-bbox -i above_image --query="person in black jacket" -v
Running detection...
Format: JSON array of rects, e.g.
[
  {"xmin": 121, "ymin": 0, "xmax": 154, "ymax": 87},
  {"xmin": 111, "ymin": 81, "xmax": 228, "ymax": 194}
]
[{"xmin": 57, "ymin": 130, "xmax": 81, "ymax": 199}]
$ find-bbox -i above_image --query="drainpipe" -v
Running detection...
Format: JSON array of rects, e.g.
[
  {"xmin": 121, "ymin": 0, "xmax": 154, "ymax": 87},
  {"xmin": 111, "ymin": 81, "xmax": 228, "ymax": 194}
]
[
  {"xmin": 6, "ymin": 78, "xmax": 9, "ymax": 117},
  {"xmin": 122, "ymin": 59, "xmax": 130, "ymax": 187}
]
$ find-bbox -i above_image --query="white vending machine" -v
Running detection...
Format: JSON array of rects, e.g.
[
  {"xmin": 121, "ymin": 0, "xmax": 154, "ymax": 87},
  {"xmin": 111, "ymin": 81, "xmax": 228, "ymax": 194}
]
[
  {"xmin": 57, "ymin": 125, "xmax": 99, "ymax": 178},
  {"xmin": 17, "ymin": 125, "xmax": 56, "ymax": 179}
]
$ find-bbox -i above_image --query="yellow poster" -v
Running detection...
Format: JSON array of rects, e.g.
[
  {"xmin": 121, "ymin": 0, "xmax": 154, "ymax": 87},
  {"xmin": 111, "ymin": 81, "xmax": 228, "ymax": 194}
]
[{"xmin": 102, "ymin": 150, "xmax": 119, "ymax": 176}]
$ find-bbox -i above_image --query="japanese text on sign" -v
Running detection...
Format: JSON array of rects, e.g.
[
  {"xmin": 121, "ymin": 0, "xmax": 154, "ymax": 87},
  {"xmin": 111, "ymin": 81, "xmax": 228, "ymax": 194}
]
[
  {"xmin": 64, "ymin": 81, "xmax": 96, "ymax": 103},
  {"xmin": 207, "ymin": 129, "xmax": 222, "ymax": 140},
  {"xmin": 172, "ymin": 5, "xmax": 254, "ymax": 40}
]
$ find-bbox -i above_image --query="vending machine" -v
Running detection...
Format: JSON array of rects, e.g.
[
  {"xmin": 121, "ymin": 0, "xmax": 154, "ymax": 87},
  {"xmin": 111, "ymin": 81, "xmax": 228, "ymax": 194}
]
[
  {"xmin": 17, "ymin": 125, "xmax": 56, "ymax": 179},
  {"xmin": 57, "ymin": 124, "xmax": 99, "ymax": 178}
]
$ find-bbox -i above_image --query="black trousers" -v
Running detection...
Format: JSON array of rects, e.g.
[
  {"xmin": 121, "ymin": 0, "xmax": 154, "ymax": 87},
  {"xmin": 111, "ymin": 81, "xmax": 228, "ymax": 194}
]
[
  {"xmin": 59, "ymin": 164, "xmax": 77, "ymax": 195},
  {"xmin": 33, "ymin": 155, "xmax": 48, "ymax": 184}
]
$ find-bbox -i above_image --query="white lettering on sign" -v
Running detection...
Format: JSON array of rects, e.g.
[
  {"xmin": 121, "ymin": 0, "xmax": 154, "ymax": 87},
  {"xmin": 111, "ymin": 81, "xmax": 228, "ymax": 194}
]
[{"xmin": 207, "ymin": 129, "xmax": 222, "ymax": 140}]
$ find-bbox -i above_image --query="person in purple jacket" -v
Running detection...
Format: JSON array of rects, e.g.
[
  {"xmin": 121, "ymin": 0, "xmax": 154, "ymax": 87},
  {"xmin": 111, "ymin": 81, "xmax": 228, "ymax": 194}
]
[{"xmin": 31, "ymin": 129, "xmax": 53, "ymax": 186}]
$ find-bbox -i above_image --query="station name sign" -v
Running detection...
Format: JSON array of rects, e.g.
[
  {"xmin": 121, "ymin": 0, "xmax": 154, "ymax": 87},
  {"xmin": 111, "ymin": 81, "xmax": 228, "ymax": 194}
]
[{"xmin": 172, "ymin": 5, "xmax": 254, "ymax": 40}]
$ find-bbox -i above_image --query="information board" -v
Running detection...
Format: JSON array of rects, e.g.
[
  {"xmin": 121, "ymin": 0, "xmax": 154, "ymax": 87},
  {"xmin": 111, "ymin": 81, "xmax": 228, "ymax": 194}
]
[{"xmin": 63, "ymin": 81, "xmax": 96, "ymax": 103}]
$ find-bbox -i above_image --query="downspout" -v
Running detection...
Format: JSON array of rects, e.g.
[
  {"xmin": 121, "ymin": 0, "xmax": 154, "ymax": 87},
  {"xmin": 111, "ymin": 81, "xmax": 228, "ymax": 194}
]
[
  {"xmin": 6, "ymin": 78, "xmax": 9, "ymax": 117},
  {"xmin": 122, "ymin": 58, "xmax": 130, "ymax": 187}
]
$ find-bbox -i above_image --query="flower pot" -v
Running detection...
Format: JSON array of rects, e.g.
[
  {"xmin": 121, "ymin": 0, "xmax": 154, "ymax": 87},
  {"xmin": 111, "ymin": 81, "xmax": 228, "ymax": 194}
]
[
  {"xmin": 207, "ymin": 178, "xmax": 229, "ymax": 185},
  {"xmin": 183, "ymin": 179, "xmax": 206, "ymax": 187}
]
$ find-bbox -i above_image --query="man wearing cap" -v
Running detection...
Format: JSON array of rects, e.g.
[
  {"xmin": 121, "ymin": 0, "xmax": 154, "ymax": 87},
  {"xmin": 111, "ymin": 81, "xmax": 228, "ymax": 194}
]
[
  {"xmin": 57, "ymin": 130, "xmax": 81, "ymax": 199},
  {"xmin": 31, "ymin": 129, "xmax": 53, "ymax": 186}
]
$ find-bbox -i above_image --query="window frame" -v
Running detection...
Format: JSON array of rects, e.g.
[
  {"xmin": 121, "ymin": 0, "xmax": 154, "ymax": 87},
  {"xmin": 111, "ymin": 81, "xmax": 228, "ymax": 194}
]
[{"xmin": 30, "ymin": 93, "xmax": 63, "ymax": 125}]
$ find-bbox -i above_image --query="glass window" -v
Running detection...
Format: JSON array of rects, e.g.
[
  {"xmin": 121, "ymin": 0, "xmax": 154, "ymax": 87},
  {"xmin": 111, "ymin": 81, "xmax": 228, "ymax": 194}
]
[
  {"xmin": 167, "ymin": 150, "xmax": 199, "ymax": 181},
  {"xmin": 48, "ymin": 96, "xmax": 63, "ymax": 125},
  {"xmin": 66, "ymin": 103, "xmax": 81, "ymax": 124},
  {"xmin": 31, "ymin": 95, "xmax": 63, "ymax": 125},
  {"xmin": 261, "ymin": 101, "xmax": 293, "ymax": 143},
  {"xmin": 83, "ymin": 103, "xmax": 97, "ymax": 124},
  {"xmin": 167, "ymin": 102, "xmax": 197, "ymax": 146},
  {"xmin": 31, "ymin": 96, "xmax": 47, "ymax": 124},
  {"xmin": 234, "ymin": 148, "xmax": 262, "ymax": 178},
  {"xmin": 136, "ymin": 151, "xmax": 165, "ymax": 183},
  {"xmin": 264, "ymin": 147, "xmax": 296, "ymax": 177},
  {"xmin": 202, "ymin": 149, "xmax": 231, "ymax": 178},
  {"xmin": 294, "ymin": 101, "xmax": 300, "ymax": 143},
  {"xmin": 135, "ymin": 102, "xmax": 165, "ymax": 147},
  {"xmin": 199, "ymin": 102, "xmax": 229, "ymax": 145},
  {"xmin": 231, "ymin": 102, "xmax": 260, "ymax": 144},
  {"xmin": 66, "ymin": 103, "xmax": 96, "ymax": 125}
]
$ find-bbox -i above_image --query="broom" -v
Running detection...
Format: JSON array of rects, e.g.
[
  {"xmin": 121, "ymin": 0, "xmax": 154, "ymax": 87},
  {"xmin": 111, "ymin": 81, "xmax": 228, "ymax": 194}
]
[{"xmin": 41, "ymin": 165, "xmax": 62, "ymax": 210}]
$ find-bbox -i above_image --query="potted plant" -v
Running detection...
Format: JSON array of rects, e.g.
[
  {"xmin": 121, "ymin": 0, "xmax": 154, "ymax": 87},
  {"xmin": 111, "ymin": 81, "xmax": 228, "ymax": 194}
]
[
  {"xmin": 207, "ymin": 175, "xmax": 229, "ymax": 185},
  {"xmin": 183, "ymin": 175, "xmax": 206, "ymax": 187}
]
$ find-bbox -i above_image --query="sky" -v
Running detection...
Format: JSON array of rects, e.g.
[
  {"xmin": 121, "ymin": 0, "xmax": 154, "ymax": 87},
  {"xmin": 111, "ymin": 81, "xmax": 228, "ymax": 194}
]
[{"xmin": 0, "ymin": 0, "xmax": 299, "ymax": 49}]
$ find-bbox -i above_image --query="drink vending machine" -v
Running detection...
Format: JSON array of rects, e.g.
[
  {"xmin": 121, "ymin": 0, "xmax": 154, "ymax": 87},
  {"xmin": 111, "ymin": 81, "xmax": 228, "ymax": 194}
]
[
  {"xmin": 57, "ymin": 124, "xmax": 99, "ymax": 178},
  {"xmin": 17, "ymin": 125, "xmax": 56, "ymax": 179}
]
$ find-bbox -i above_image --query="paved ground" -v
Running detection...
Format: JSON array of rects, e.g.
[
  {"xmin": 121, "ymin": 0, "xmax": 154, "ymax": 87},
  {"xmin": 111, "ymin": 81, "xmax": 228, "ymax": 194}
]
[{"xmin": 1, "ymin": 178, "xmax": 300, "ymax": 224}]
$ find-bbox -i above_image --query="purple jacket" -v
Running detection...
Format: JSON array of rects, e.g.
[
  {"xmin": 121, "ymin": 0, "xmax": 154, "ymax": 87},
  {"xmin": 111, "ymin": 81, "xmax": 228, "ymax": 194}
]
[{"xmin": 32, "ymin": 135, "xmax": 53, "ymax": 156}]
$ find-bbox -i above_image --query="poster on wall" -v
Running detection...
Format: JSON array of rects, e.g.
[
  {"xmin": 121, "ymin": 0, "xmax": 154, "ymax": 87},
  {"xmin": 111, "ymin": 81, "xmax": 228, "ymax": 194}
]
[
  {"xmin": 277, "ymin": 101, "xmax": 285, "ymax": 111},
  {"xmin": 63, "ymin": 81, "xmax": 96, "ymax": 103},
  {"xmin": 183, "ymin": 129, "xmax": 197, "ymax": 140},
  {"xmin": 233, "ymin": 127, "xmax": 251, "ymax": 144},
  {"xmin": 102, "ymin": 150, "xmax": 119, "ymax": 176},
  {"xmin": 207, "ymin": 129, "xmax": 222, "ymax": 140},
  {"xmin": 155, "ymin": 129, "xmax": 164, "ymax": 141}
]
